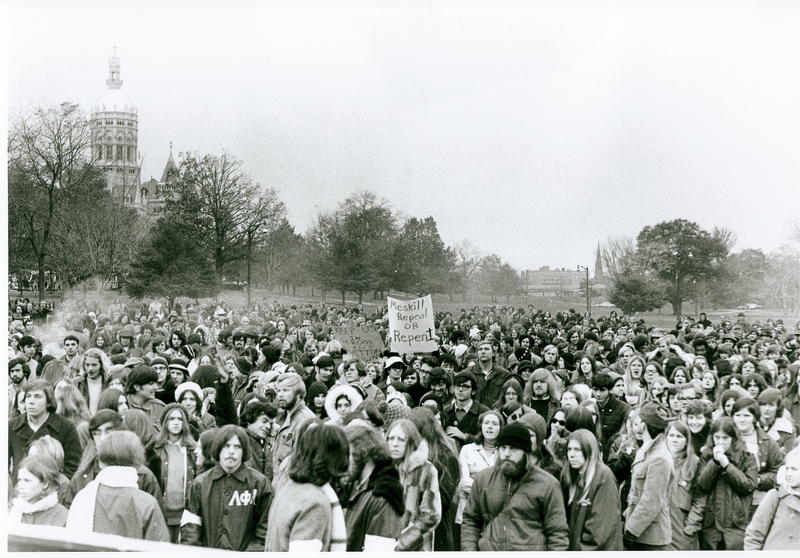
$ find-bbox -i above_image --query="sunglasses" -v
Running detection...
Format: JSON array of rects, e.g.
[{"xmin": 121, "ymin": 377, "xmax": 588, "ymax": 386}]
[{"xmin": 551, "ymin": 418, "xmax": 566, "ymax": 426}]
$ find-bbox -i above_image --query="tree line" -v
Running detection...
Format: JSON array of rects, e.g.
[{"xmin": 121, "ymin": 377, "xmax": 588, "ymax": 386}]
[{"xmin": 9, "ymin": 102, "xmax": 799, "ymax": 314}]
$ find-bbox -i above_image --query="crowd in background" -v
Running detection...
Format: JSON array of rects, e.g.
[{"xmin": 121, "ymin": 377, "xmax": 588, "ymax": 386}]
[{"xmin": 7, "ymin": 296, "xmax": 800, "ymax": 551}]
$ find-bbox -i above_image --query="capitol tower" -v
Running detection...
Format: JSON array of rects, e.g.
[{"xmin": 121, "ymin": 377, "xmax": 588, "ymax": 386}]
[{"xmin": 90, "ymin": 47, "xmax": 144, "ymax": 211}]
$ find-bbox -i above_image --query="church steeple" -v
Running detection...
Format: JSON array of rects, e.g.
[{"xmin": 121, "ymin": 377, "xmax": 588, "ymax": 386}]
[
  {"xmin": 594, "ymin": 243, "xmax": 604, "ymax": 280},
  {"xmin": 106, "ymin": 46, "xmax": 123, "ymax": 89}
]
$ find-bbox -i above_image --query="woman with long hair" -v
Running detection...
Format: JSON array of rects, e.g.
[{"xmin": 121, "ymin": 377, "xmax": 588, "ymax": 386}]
[
  {"xmin": 730, "ymin": 397, "xmax": 783, "ymax": 522},
  {"xmin": 622, "ymin": 354, "xmax": 646, "ymax": 405},
  {"xmin": 9, "ymin": 455, "xmax": 69, "ymax": 526},
  {"xmin": 121, "ymin": 409, "xmax": 162, "ymax": 483},
  {"xmin": 55, "ymin": 384, "xmax": 91, "ymax": 450},
  {"xmin": 606, "ymin": 407, "xmax": 644, "ymax": 516},
  {"xmin": 560, "ymin": 429, "xmax": 623, "ymax": 550},
  {"xmin": 492, "ymin": 378, "xmax": 531, "ymax": 414},
  {"xmin": 697, "ymin": 417, "xmax": 758, "ymax": 550},
  {"xmin": 685, "ymin": 400, "xmax": 713, "ymax": 457},
  {"xmin": 456, "ymin": 410, "xmax": 502, "ymax": 543},
  {"xmin": 408, "ymin": 407, "xmax": 459, "ymax": 551},
  {"xmin": 386, "ymin": 418, "xmax": 442, "ymax": 552},
  {"xmin": 96, "ymin": 387, "xmax": 129, "ymax": 413},
  {"xmin": 665, "ymin": 420, "xmax": 707, "ymax": 550},
  {"xmin": 153, "ymin": 403, "xmax": 198, "ymax": 543},
  {"xmin": 571, "ymin": 354, "xmax": 597, "ymax": 387}
]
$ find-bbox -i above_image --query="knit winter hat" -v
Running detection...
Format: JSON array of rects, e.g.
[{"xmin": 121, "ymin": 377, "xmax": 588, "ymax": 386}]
[
  {"xmin": 234, "ymin": 357, "xmax": 252, "ymax": 375},
  {"xmin": 150, "ymin": 356, "xmax": 168, "ymax": 368},
  {"xmin": 168, "ymin": 358, "xmax": 189, "ymax": 373},
  {"xmin": 261, "ymin": 345, "xmax": 281, "ymax": 365},
  {"xmin": 453, "ymin": 370, "xmax": 478, "ymax": 389},
  {"xmin": 495, "ymin": 422, "xmax": 532, "ymax": 453},
  {"xmin": 308, "ymin": 381, "xmax": 329, "ymax": 401}
]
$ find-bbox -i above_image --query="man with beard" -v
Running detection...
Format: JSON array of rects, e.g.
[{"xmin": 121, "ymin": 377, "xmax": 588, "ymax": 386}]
[
  {"xmin": 342, "ymin": 424, "xmax": 406, "ymax": 551},
  {"xmin": 461, "ymin": 422, "xmax": 569, "ymax": 551},
  {"xmin": 470, "ymin": 341, "xmax": 510, "ymax": 408},
  {"xmin": 527, "ymin": 368, "xmax": 560, "ymax": 424},
  {"xmin": 271, "ymin": 372, "xmax": 315, "ymax": 473},
  {"xmin": 181, "ymin": 425, "xmax": 272, "ymax": 550},
  {"xmin": 8, "ymin": 357, "xmax": 30, "ymax": 410}
]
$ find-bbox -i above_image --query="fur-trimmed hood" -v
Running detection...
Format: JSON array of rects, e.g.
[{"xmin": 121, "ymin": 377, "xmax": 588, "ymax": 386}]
[
  {"xmin": 324, "ymin": 383, "xmax": 364, "ymax": 423},
  {"xmin": 403, "ymin": 439, "xmax": 430, "ymax": 473}
]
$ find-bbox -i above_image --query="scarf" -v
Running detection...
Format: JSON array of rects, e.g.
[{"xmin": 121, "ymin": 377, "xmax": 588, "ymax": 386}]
[
  {"xmin": 66, "ymin": 466, "xmax": 139, "ymax": 532},
  {"xmin": 320, "ymin": 482, "xmax": 346, "ymax": 552},
  {"xmin": 8, "ymin": 491, "xmax": 59, "ymax": 523}
]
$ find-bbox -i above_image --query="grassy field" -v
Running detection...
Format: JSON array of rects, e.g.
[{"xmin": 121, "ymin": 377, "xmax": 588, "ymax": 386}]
[{"xmin": 11, "ymin": 287, "xmax": 798, "ymax": 329}]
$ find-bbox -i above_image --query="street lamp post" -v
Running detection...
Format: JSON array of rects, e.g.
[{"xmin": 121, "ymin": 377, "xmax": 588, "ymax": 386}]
[{"xmin": 578, "ymin": 265, "xmax": 590, "ymax": 316}]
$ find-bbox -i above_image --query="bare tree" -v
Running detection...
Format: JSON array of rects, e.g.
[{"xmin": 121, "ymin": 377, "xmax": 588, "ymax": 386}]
[
  {"xmin": 600, "ymin": 234, "xmax": 638, "ymax": 281},
  {"xmin": 453, "ymin": 239, "xmax": 484, "ymax": 301},
  {"xmin": 8, "ymin": 102, "xmax": 101, "ymax": 301}
]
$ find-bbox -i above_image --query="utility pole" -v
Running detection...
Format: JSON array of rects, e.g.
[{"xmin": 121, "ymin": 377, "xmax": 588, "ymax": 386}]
[{"xmin": 578, "ymin": 265, "xmax": 590, "ymax": 315}]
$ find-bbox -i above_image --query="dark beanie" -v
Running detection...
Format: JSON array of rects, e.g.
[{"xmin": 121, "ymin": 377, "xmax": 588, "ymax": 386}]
[
  {"xmin": 261, "ymin": 345, "xmax": 281, "ymax": 365},
  {"xmin": 308, "ymin": 381, "xmax": 329, "ymax": 401},
  {"xmin": 299, "ymin": 354, "xmax": 314, "ymax": 368},
  {"xmin": 235, "ymin": 357, "xmax": 252, "ymax": 375},
  {"xmin": 110, "ymin": 353, "xmax": 128, "ymax": 366},
  {"xmin": 495, "ymin": 423, "xmax": 532, "ymax": 453},
  {"xmin": 192, "ymin": 365, "xmax": 221, "ymax": 390},
  {"xmin": 89, "ymin": 409, "xmax": 123, "ymax": 432}
]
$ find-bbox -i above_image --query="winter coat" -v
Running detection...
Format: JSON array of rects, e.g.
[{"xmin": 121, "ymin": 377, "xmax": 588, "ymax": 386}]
[
  {"xmin": 61, "ymin": 459, "xmax": 163, "ymax": 511},
  {"xmin": 66, "ymin": 466, "xmax": 169, "ymax": 542},
  {"xmin": 457, "ymin": 443, "xmax": 496, "ymax": 524},
  {"xmin": 9, "ymin": 492, "xmax": 69, "ymax": 527},
  {"xmin": 432, "ymin": 444, "xmax": 460, "ymax": 551},
  {"xmin": 271, "ymin": 400, "xmax": 316, "ymax": 474},
  {"xmin": 153, "ymin": 441, "xmax": 197, "ymax": 519},
  {"xmin": 244, "ymin": 429, "xmax": 273, "ymax": 481},
  {"xmin": 562, "ymin": 461, "xmax": 624, "ymax": 551},
  {"xmin": 624, "ymin": 434, "xmax": 674, "ymax": 546},
  {"xmin": 345, "ymin": 460, "xmax": 406, "ymax": 551},
  {"xmin": 470, "ymin": 364, "xmax": 511, "ymax": 408},
  {"xmin": 666, "ymin": 455, "xmax": 708, "ymax": 550},
  {"xmin": 597, "ymin": 394, "xmax": 630, "ymax": 456},
  {"xmin": 765, "ymin": 414, "xmax": 798, "ymax": 455},
  {"xmin": 443, "ymin": 400, "xmax": 491, "ymax": 449},
  {"xmin": 461, "ymin": 463, "xmax": 570, "ymax": 551},
  {"xmin": 181, "ymin": 463, "xmax": 272, "ymax": 551},
  {"xmin": 397, "ymin": 441, "xmax": 442, "ymax": 551},
  {"xmin": 125, "ymin": 396, "xmax": 167, "ymax": 432},
  {"xmin": 265, "ymin": 478, "xmax": 332, "ymax": 552},
  {"xmin": 696, "ymin": 443, "xmax": 758, "ymax": 535},
  {"xmin": 9, "ymin": 412, "xmax": 82, "ymax": 480},
  {"xmin": 752, "ymin": 427, "xmax": 784, "ymax": 497},
  {"xmin": 744, "ymin": 484, "xmax": 800, "ymax": 550}
]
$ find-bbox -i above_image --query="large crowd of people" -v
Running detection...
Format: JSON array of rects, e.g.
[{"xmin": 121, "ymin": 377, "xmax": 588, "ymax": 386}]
[{"xmin": 7, "ymin": 297, "xmax": 800, "ymax": 551}]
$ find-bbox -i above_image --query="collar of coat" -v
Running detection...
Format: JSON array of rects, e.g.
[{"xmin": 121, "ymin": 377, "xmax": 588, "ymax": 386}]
[
  {"xmin": 402, "ymin": 440, "xmax": 430, "ymax": 473},
  {"xmin": 210, "ymin": 463, "xmax": 249, "ymax": 482},
  {"xmin": 11, "ymin": 411, "xmax": 64, "ymax": 435}
]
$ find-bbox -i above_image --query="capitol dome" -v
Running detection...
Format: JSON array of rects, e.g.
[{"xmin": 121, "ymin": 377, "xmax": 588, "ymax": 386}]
[{"xmin": 94, "ymin": 87, "xmax": 136, "ymax": 114}]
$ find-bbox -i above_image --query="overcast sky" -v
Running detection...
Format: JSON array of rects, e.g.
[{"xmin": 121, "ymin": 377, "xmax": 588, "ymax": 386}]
[{"xmin": 5, "ymin": 0, "xmax": 799, "ymax": 274}]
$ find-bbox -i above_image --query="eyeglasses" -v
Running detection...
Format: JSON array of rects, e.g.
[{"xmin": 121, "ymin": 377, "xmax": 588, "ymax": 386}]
[
  {"xmin": 453, "ymin": 384, "xmax": 472, "ymax": 391},
  {"xmin": 551, "ymin": 418, "xmax": 566, "ymax": 426}
]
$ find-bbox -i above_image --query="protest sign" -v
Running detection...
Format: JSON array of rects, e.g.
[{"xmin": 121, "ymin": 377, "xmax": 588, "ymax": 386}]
[
  {"xmin": 387, "ymin": 295, "xmax": 437, "ymax": 353},
  {"xmin": 332, "ymin": 324, "xmax": 385, "ymax": 362}
]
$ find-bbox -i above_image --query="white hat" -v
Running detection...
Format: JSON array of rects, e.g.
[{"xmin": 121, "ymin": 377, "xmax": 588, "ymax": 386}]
[
  {"xmin": 384, "ymin": 356, "xmax": 405, "ymax": 369},
  {"xmin": 175, "ymin": 381, "xmax": 204, "ymax": 403}
]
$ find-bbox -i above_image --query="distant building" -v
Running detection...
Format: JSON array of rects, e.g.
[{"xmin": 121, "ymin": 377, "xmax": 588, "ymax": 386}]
[
  {"xmin": 594, "ymin": 243, "xmax": 604, "ymax": 281},
  {"xmin": 90, "ymin": 47, "xmax": 145, "ymax": 211},
  {"xmin": 523, "ymin": 266, "xmax": 582, "ymax": 296},
  {"xmin": 90, "ymin": 47, "xmax": 175, "ymax": 220}
]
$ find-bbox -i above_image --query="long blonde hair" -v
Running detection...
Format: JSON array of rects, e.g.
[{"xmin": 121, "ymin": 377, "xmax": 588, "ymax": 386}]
[{"xmin": 562, "ymin": 429, "xmax": 599, "ymax": 505}]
